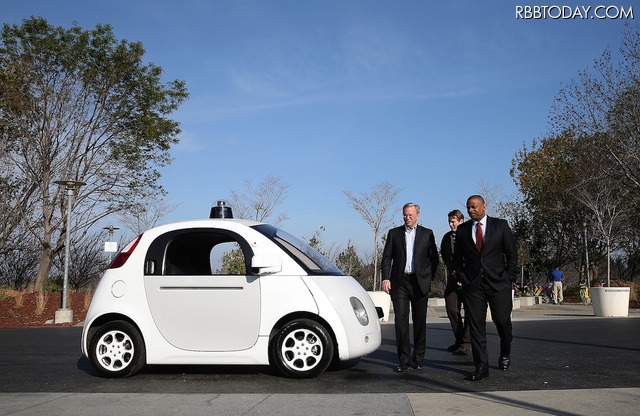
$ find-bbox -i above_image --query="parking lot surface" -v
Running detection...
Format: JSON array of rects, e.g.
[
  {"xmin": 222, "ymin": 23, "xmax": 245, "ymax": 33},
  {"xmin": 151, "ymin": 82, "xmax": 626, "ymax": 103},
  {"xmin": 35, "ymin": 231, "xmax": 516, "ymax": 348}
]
[{"xmin": 1, "ymin": 303, "xmax": 639, "ymax": 415}]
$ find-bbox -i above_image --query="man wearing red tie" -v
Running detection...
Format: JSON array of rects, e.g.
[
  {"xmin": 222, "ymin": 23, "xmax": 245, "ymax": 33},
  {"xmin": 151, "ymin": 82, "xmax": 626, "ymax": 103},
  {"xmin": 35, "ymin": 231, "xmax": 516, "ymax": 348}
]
[{"xmin": 453, "ymin": 195, "xmax": 518, "ymax": 381}]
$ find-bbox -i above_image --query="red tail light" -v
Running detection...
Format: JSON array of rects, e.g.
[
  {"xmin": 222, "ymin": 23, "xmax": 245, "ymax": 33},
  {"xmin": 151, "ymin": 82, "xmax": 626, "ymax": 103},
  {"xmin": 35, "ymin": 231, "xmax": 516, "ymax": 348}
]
[{"xmin": 108, "ymin": 234, "xmax": 143, "ymax": 269}]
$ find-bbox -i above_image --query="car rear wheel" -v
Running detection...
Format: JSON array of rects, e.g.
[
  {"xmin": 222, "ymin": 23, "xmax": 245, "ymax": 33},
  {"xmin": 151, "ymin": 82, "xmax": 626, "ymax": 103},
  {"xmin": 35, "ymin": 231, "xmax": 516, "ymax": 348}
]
[
  {"xmin": 89, "ymin": 320, "xmax": 146, "ymax": 378},
  {"xmin": 270, "ymin": 319, "xmax": 334, "ymax": 378}
]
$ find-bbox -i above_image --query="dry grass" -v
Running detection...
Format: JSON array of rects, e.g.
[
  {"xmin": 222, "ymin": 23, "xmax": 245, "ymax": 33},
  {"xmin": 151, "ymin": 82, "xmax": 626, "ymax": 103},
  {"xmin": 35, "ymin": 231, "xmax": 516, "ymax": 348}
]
[
  {"xmin": 14, "ymin": 291, "xmax": 24, "ymax": 308},
  {"xmin": 35, "ymin": 291, "xmax": 50, "ymax": 316},
  {"xmin": 0, "ymin": 288, "xmax": 20, "ymax": 300},
  {"xmin": 83, "ymin": 290, "xmax": 93, "ymax": 312}
]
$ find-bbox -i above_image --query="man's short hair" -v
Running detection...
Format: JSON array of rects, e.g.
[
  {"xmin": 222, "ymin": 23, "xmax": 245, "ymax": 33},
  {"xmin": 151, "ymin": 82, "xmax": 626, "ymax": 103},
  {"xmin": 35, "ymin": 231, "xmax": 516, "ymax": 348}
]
[
  {"xmin": 403, "ymin": 202, "xmax": 420, "ymax": 214},
  {"xmin": 467, "ymin": 195, "xmax": 485, "ymax": 204},
  {"xmin": 448, "ymin": 209, "xmax": 464, "ymax": 221}
]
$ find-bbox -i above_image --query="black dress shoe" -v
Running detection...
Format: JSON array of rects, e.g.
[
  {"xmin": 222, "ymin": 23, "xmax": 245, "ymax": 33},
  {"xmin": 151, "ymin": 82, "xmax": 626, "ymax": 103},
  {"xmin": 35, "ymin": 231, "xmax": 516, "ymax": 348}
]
[
  {"xmin": 499, "ymin": 355, "xmax": 510, "ymax": 370},
  {"xmin": 396, "ymin": 364, "xmax": 410, "ymax": 373},
  {"xmin": 412, "ymin": 363, "xmax": 424, "ymax": 370},
  {"xmin": 454, "ymin": 346, "xmax": 470, "ymax": 356},
  {"xmin": 465, "ymin": 368, "xmax": 489, "ymax": 381},
  {"xmin": 447, "ymin": 343, "xmax": 460, "ymax": 352}
]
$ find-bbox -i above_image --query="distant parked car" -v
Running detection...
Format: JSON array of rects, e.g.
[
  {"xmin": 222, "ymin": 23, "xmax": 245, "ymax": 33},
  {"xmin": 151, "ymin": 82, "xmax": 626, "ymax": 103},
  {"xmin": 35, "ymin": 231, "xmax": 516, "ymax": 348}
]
[{"xmin": 81, "ymin": 201, "xmax": 382, "ymax": 378}]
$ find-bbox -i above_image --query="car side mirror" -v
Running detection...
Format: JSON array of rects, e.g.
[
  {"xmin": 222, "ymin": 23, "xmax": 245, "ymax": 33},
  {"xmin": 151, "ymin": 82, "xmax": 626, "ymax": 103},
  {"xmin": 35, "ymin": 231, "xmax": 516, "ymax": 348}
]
[{"xmin": 251, "ymin": 255, "xmax": 282, "ymax": 275}]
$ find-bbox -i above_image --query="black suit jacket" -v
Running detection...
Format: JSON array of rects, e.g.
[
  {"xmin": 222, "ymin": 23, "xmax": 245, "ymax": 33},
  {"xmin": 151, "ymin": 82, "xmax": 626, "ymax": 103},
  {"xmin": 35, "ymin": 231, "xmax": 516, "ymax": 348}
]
[
  {"xmin": 381, "ymin": 225, "xmax": 439, "ymax": 296},
  {"xmin": 440, "ymin": 230, "xmax": 459, "ymax": 290},
  {"xmin": 453, "ymin": 216, "xmax": 518, "ymax": 291}
]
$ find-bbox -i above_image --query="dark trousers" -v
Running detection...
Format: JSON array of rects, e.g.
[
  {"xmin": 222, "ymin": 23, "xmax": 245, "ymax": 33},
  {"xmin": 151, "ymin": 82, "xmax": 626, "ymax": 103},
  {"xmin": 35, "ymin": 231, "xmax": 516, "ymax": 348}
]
[
  {"xmin": 391, "ymin": 274, "xmax": 429, "ymax": 366},
  {"xmin": 463, "ymin": 281, "xmax": 513, "ymax": 371},
  {"xmin": 444, "ymin": 286, "xmax": 470, "ymax": 348}
]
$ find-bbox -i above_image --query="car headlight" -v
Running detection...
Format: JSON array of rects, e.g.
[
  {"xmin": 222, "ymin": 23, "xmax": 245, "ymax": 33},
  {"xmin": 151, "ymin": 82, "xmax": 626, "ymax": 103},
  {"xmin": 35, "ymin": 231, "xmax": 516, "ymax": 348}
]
[{"xmin": 350, "ymin": 297, "xmax": 369, "ymax": 326}]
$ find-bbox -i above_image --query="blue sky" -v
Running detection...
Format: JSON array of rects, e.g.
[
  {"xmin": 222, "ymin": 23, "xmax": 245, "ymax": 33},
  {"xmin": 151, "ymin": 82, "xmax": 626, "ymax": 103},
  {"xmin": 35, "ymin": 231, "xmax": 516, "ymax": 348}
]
[{"xmin": 2, "ymin": 1, "xmax": 633, "ymax": 257}]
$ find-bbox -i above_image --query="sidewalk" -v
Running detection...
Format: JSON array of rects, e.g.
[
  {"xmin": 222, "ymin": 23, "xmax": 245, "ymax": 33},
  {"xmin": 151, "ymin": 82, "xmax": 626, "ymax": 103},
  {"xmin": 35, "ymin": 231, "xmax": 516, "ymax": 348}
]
[
  {"xmin": 2, "ymin": 388, "xmax": 639, "ymax": 415},
  {"xmin": 417, "ymin": 298, "xmax": 640, "ymax": 323}
]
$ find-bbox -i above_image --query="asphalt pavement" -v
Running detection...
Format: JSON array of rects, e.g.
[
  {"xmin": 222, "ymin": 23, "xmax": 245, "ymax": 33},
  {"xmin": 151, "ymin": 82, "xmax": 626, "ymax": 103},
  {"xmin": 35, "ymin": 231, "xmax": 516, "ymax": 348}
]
[{"xmin": 1, "ymin": 302, "xmax": 639, "ymax": 415}]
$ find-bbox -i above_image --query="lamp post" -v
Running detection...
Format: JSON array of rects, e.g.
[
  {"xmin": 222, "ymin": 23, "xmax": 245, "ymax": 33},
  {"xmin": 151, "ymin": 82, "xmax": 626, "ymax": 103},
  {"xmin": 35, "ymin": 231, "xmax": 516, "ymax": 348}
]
[
  {"xmin": 103, "ymin": 225, "xmax": 120, "ymax": 263},
  {"xmin": 54, "ymin": 179, "xmax": 85, "ymax": 324},
  {"xmin": 583, "ymin": 221, "xmax": 590, "ymax": 288}
]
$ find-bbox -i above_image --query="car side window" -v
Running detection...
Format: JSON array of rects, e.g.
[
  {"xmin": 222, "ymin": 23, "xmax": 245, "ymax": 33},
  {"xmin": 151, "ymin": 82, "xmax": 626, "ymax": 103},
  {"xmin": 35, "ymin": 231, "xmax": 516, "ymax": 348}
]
[
  {"xmin": 144, "ymin": 229, "xmax": 251, "ymax": 276},
  {"xmin": 210, "ymin": 242, "xmax": 246, "ymax": 275}
]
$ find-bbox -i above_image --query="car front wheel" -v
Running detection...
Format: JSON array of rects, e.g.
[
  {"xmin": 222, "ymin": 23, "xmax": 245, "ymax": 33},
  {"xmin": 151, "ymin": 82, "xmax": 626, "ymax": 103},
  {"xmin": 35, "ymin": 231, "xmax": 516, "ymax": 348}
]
[
  {"xmin": 88, "ymin": 320, "xmax": 146, "ymax": 378},
  {"xmin": 270, "ymin": 319, "xmax": 334, "ymax": 378}
]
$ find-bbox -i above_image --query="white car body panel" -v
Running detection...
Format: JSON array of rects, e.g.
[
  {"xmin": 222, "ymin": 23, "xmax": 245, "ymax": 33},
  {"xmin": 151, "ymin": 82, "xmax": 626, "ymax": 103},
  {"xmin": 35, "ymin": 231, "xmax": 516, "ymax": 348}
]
[{"xmin": 302, "ymin": 275, "xmax": 382, "ymax": 360}]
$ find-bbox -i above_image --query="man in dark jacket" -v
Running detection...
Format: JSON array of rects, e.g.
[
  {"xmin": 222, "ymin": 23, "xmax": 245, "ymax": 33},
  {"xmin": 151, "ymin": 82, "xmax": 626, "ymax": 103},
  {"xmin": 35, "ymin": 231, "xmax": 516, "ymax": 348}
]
[
  {"xmin": 441, "ymin": 209, "xmax": 471, "ymax": 356},
  {"xmin": 454, "ymin": 195, "xmax": 518, "ymax": 381},
  {"xmin": 382, "ymin": 203, "xmax": 439, "ymax": 372}
]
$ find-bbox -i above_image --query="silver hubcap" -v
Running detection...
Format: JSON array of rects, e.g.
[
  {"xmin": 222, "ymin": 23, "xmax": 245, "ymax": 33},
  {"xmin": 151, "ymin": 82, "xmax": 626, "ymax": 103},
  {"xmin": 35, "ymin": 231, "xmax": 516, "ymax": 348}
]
[
  {"xmin": 280, "ymin": 328, "xmax": 323, "ymax": 372},
  {"xmin": 95, "ymin": 329, "xmax": 134, "ymax": 372}
]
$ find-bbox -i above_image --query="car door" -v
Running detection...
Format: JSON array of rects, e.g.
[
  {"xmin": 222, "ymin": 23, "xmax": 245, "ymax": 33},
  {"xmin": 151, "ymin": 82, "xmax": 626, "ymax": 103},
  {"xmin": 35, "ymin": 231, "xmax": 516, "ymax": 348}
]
[{"xmin": 143, "ymin": 228, "xmax": 260, "ymax": 351}]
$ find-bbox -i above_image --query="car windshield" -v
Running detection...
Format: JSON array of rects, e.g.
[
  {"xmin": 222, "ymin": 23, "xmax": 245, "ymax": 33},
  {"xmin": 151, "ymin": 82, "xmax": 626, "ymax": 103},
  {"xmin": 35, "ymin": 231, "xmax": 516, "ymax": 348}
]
[{"xmin": 252, "ymin": 224, "xmax": 343, "ymax": 275}]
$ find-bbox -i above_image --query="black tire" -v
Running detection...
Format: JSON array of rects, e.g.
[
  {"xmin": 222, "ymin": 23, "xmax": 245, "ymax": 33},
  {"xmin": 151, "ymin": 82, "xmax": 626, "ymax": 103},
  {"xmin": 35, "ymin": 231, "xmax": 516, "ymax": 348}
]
[
  {"xmin": 270, "ymin": 319, "xmax": 334, "ymax": 379},
  {"xmin": 88, "ymin": 320, "xmax": 146, "ymax": 378}
]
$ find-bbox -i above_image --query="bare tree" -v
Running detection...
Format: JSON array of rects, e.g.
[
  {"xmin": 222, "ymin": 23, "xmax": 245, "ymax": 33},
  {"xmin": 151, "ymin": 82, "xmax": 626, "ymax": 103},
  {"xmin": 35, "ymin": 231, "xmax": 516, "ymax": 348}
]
[
  {"xmin": 344, "ymin": 181, "xmax": 403, "ymax": 291},
  {"xmin": 0, "ymin": 235, "xmax": 40, "ymax": 291},
  {"xmin": 52, "ymin": 232, "xmax": 110, "ymax": 291},
  {"xmin": 220, "ymin": 175, "xmax": 289, "ymax": 273},
  {"xmin": 303, "ymin": 226, "xmax": 341, "ymax": 263},
  {"xmin": 0, "ymin": 158, "xmax": 38, "ymax": 254},
  {"xmin": 575, "ymin": 174, "xmax": 634, "ymax": 286},
  {"xmin": 116, "ymin": 199, "xmax": 180, "ymax": 235},
  {"xmin": 552, "ymin": 25, "xmax": 640, "ymax": 193},
  {"xmin": 478, "ymin": 180, "xmax": 510, "ymax": 219},
  {"xmin": 230, "ymin": 175, "xmax": 289, "ymax": 225}
]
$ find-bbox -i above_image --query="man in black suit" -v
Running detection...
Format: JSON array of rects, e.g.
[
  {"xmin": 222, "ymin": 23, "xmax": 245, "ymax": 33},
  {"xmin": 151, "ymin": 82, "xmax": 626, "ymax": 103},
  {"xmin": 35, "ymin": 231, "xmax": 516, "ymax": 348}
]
[
  {"xmin": 454, "ymin": 195, "xmax": 518, "ymax": 381},
  {"xmin": 381, "ymin": 203, "xmax": 439, "ymax": 372}
]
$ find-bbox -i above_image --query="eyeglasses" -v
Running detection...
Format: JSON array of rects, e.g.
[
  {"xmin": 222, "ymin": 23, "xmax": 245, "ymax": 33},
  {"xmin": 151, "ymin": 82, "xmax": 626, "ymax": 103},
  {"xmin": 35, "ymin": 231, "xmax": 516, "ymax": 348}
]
[{"xmin": 403, "ymin": 214, "xmax": 416, "ymax": 218}]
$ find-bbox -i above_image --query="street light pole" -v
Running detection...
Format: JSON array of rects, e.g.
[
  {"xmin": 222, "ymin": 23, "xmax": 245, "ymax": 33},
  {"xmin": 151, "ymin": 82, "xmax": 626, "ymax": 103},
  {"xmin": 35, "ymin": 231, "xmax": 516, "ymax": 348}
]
[
  {"xmin": 103, "ymin": 225, "xmax": 120, "ymax": 263},
  {"xmin": 54, "ymin": 180, "xmax": 85, "ymax": 324}
]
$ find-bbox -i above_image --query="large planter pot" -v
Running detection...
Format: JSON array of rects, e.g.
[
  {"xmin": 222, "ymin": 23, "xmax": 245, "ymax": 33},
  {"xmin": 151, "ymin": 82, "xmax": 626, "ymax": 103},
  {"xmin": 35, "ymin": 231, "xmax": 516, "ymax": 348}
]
[
  {"xmin": 367, "ymin": 291, "xmax": 391, "ymax": 322},
  {"xmin": 590, "ymin": 287, "xmax": 630, "ymax": 317}
]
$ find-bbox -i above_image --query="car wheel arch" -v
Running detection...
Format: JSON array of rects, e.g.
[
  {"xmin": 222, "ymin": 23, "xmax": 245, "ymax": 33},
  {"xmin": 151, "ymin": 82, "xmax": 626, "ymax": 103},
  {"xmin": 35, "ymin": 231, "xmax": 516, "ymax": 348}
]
[
  {"xmin": 268, "ymin": 312, "xmax": 339, "ymax": 361},
  {"xmin": 86, "ymin": 313, "xmax": 144, "ymax": 351}
]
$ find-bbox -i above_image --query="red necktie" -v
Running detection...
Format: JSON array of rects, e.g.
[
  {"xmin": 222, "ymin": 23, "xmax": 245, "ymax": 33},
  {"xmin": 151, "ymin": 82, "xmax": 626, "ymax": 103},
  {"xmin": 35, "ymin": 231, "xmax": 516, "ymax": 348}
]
[{"xmin": 476, "ymin": 222, "xmax": 483, "ymax": 252}]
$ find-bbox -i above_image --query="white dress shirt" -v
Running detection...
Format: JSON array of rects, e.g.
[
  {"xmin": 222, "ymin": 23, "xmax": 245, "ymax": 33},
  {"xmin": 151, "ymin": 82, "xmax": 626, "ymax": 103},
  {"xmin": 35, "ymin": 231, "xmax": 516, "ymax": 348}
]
[{"xmin": 404, "ymin": 225, "xmax": 416, "ymax": 274}]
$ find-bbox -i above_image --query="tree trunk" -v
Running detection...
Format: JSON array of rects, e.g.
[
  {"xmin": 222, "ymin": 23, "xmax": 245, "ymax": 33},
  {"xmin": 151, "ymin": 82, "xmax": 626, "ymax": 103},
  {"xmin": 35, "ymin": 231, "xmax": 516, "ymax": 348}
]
[
  {"xmin": 34, "ymin": 246, "xmax": 53, "ymax": 293},
  {"xmin": 373, "ymin": 233, "xmax": 378, "ymax": 291},
  {"xmin": 607, "ymin": 239, "xmax": 611, "ymax": 287}
]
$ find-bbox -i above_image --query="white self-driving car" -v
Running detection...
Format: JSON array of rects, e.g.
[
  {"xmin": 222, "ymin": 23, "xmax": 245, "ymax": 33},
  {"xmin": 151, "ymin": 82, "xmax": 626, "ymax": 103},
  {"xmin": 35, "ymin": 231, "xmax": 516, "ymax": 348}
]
[{"xmin": 81, "ymin": 201, "xmax": 382, "ymax": 378}]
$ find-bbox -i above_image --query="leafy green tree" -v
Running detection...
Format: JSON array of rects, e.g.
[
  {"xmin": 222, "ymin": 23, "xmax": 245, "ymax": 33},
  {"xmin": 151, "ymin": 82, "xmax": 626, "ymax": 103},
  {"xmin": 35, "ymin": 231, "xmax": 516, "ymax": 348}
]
[
  {"xmin": 511, "ymin": 133, "xmax": 601, "ymax": 276},
  {"xmin": 220, "ymin": 246, "xmax": 246, "ymax": 275},
  {"xmin": 515, "ymin": 25, "xmax": 640, "ymax": 284},
  {"xmin": 335, "ymin": 241, "xmax": 366, "ymax": 287},
  {"xmin": 0, "ymin": 17, "xmax": 188, "ymax": 290}
]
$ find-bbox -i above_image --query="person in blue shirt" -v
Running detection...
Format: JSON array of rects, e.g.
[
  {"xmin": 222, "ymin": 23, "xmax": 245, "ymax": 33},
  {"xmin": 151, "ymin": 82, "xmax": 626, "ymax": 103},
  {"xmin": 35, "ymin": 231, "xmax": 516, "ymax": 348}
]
[{"xmin": 549, "ymin": 266, "xmax": 564, "ymax": 305}]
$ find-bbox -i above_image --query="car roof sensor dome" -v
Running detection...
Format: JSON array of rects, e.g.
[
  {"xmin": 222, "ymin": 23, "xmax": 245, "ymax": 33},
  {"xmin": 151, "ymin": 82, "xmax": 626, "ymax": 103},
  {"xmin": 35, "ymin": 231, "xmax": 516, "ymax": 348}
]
[{"xmin": 210, "ymin": 200, "xmax": 233, "ymax": 219}]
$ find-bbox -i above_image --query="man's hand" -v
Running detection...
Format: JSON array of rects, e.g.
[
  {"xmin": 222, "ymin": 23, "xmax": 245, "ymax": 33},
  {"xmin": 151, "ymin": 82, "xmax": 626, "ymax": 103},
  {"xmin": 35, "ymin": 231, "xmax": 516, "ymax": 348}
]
[{"xmin": 382, "ymin": 280, "xmax": 391, "ymax": 294}]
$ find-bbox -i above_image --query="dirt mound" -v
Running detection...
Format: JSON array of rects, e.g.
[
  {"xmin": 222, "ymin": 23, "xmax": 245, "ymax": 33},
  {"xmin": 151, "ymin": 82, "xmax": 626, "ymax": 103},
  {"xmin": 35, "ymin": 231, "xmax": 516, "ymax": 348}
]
[{"xmin": 0, "ymin": 292, "xmax": 89, "ymax": 328}]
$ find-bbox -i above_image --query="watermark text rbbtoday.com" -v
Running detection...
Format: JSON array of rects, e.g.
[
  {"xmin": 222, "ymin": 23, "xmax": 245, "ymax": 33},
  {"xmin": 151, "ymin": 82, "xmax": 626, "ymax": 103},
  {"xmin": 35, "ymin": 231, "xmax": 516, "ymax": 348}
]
[{"xmin": 516, "ymin": 5, "xmax": 634, "ymax": 19}]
